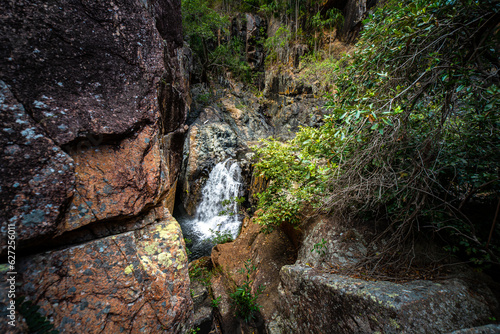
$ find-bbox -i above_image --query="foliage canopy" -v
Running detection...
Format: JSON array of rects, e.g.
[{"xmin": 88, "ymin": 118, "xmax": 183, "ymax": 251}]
[{"xmin": 254, "ymin": 0, "xmax": 500, "ymax": 268}]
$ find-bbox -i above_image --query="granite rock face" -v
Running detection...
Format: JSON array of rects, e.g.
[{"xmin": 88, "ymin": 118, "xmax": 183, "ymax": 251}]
[
  {"xmin": 18, "ymin": 211, "xmax": 191, "ymax": 334},
  {"xmin": 64, "ymin": 125, "xmax": 169, "ymax": 231},
  {"xmin": 275, "ymin": 265, "xmax": 496, "ymax": 334},
  {"xmin": 0, "ymin": 80, "xmax": 75, "ymax": 251},
  {"xmin": 262, "ymin": 215, "xmax": 499, "ymax": 333}
]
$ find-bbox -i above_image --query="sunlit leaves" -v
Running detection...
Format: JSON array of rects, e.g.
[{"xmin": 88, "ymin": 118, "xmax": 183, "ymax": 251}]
[{"xmin": 252, "ymin": 0, "xmax": 500, "ymax": 266}]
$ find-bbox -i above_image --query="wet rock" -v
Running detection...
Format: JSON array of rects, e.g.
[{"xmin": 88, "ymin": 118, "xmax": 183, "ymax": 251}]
[
  {"xmin": 0, "ymin": 81, "xmax": 75, "ymax": 253},
  {"xmin": 185, "ymin": 256, "xmax": 215, "ymax": 333},
  {"xmin": 262, "ymin": 69, "xmax": 327, "ymax": 139},
  {"xmin": 178, "ymin": 68, "xmax": 325, "ymax": 213},
  {"xmin": 16, "ymin": 212, "xmax": 192, "ymax": 334},
  {"xmin": 275, "ymin": 264, "xmax": 496, "ymax": 333},
  {"xmin": 179, "ymin": 109, "xmax": 240, "ymax": 215}
]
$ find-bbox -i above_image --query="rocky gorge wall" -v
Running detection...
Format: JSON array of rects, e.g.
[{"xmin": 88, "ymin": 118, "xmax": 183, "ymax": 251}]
[
  {"xmin": 173, "ymin": 5, "xmax": 500, "ymax": 332},
  {"xmin": 0, "ymin": 0, "xmax": 192, "ymax": 332}
]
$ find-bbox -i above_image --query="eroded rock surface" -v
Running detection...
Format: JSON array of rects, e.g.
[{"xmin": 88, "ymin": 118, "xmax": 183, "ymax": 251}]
[
  {"xmin": 0, "ymin": 0, "xmax": 191, "ymax": 332},
  {"xmin": 18, "ymin": 212, "xmax": 191, "ymax": 334},
  {"xmin": 274, "ymin": 265, "xmax": 496, "ymax": 334},
  {"xmin": 0, "ymin": 81, "xmax": 75, "ymax": 251}
]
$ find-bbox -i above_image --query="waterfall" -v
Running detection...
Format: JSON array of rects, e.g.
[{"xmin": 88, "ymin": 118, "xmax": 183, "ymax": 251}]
[
  {"xmin": 192, "ymin": 159, "xmax": 243, "ymax": 239},
  {"xmin": 177, "ymin": 159, "xmax": 243, "ymax": 259}
]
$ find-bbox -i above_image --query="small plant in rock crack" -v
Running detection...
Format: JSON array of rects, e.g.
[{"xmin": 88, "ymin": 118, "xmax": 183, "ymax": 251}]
[
  {"xmin": 184, "ymin": 237, "xmax": 193, "ymax": 255},
  {"xmin": 210, "ymin": 296, "xmax": 222, "ymax": 308},
  {"xmin": 311, "ymin": 238, "xmax": 327, "ymax": 256},
  {"xmin": 186, "ymin": 327, "xmax": 200, "ymax": 334},
  {"xmin": 229, "ymin": 259, "xmax": 265, "ymax": 323}
]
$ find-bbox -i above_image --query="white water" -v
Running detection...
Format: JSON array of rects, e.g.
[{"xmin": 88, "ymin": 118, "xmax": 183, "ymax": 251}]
[{"xmin": 191, "ymin": 159, "xmax": 243, "ymax": 239}]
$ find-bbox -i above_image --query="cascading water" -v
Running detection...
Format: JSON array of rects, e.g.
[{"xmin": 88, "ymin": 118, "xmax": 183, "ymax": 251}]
[
  {"xmin": 177, "ymin": 159, "xmax": 243, "ymax": 260},
  {"xmin": 192, "ymin": 160, "xmax": 243, "ymax": 238}
]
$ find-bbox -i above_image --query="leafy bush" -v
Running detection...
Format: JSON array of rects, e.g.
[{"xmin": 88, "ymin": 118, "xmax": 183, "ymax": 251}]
[
  {"xmin": 311, "ymin": 238, "xmax": 327, "ymax": 256},
  {"xmin": 253, "ymin": 0, "xmax": 500, "ymax": 268},
  {"xmin": 209, "ymin": 229, "xmax": 233, "ymax": 245}
]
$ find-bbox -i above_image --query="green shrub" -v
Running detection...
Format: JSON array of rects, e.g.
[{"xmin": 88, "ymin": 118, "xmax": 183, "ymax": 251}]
[
  {"xmin": 209, "ymin": 229, "xmax": 233, "ymax": 245},
  {"xmin": 211, "ymin": 296, "xmax": 222, "ymax": 308}
]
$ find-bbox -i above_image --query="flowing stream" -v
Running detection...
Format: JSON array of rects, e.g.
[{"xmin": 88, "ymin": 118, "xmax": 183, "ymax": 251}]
[{"xmin": 177, "ymin": 159, "xmax": 243, "ymax": 260}]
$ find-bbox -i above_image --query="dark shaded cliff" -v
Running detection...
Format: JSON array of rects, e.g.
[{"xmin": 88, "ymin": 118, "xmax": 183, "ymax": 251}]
[{"xmin": 0, "ymin": 0, "xmax": 192, "ymax": 332}]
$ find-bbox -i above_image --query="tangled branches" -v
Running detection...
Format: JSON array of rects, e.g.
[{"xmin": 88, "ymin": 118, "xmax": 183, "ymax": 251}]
[{"xmin": 254, "ymin": 0, "xmax": 500, "ymax": 273}]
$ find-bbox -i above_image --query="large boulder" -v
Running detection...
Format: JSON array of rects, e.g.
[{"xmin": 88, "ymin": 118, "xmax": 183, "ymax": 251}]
[
  {"xmin": 210, "ymin": 217, "xmax": 297, "ymax": 333},
  {"xmin": 274, "ymin": 265, "xmax": 497, "ymax": 334},
  {"xmin": 64, "ymin": 125, "xmax": 170, "ymax": 231},
  {"xmin": 0, "ymin": 0, "xmax": 188, "ymax": 248}
]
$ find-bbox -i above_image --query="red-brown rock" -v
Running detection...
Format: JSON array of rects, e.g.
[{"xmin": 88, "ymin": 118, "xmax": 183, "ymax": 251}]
[{"xmin": 0, "ymin": 0, "xmax": 168, "ymax": 146}]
